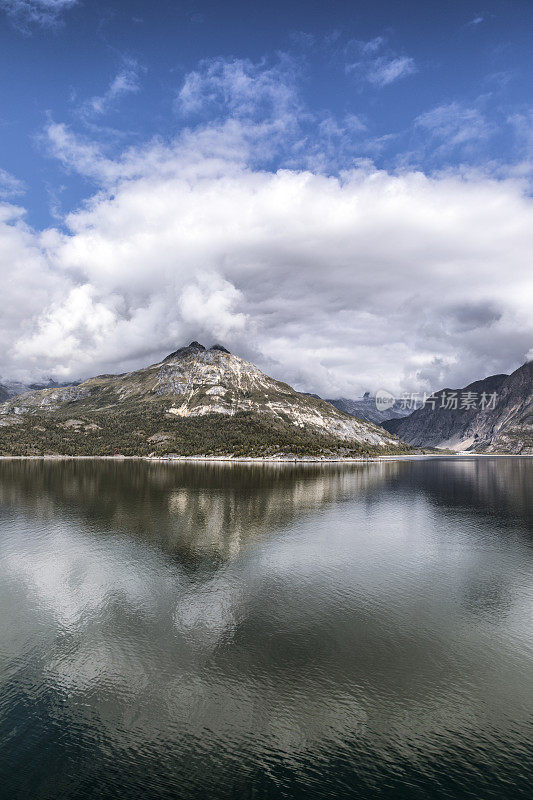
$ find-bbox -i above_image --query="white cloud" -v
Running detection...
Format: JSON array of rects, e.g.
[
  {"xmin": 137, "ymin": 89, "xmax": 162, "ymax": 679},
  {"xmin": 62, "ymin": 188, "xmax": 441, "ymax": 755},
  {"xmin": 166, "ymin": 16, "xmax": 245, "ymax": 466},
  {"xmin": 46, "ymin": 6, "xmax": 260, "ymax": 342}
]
[
  {"xmin": 80, "ymin": 59, "xmax": 142, "ymax": 117},
  {"xmin": 44, "ymin": 55, "xmax": 307, "ymax": 185},
  {"xmin": 176, "ymin": 56, "xmax": 300, "ymax": 119},
  {"xmin": 0, "ymin": 203, "xmax": 65, "ymax": 382},
  {"xmin": 415, "ymin": 102, "xmax": 492, "ymax": 149},
  {"xmin": 44, "ymin": 54, "xmax": 369, "ymax": 188},
  {"xmin": 366, "ymin": 56, "xmax": 417, "ymax": 87},
  {"xmin": 178, "ymin": 274, "xmax": 248, "ymax": 340},
  {"xmin": 360, "ymin": 36, "xmax": 385, "ymax": 55},
  {"xmin": 0, "ymin": 0, "xmax": 77, "ymax": 29},
  {"xmin": 1, "ymin": 57, "xmax": 532, "ymax": 396},
  {"xmin": 346, "ymin": 38, "xmax": 417, "ymax": 88},
  {"xmin": 0, "ymin": 168, "xmax": 25, "ymax": 199},
  {"xmin": 4, "ymin": 151, "xmax": 533, "ymax": 395},
  {"xmin": 508, "ymin": 110, "xmax": 533, "ymax": 160}
]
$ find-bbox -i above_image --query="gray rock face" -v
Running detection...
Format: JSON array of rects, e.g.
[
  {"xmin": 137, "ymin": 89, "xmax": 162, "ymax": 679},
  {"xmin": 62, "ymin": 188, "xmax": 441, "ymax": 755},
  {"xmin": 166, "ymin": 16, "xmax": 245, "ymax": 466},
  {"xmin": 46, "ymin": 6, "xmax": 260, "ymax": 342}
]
[
  {"xmin": 2, "ymin": 386, "xmax": 91, "ymax": 415},
  {"xmin": 382, "ymin": 363, "xmax": 533, "ymax": 454},
  {"xmin": 155, "ymin": 345, "xmax": 401, "ymax": 447}
]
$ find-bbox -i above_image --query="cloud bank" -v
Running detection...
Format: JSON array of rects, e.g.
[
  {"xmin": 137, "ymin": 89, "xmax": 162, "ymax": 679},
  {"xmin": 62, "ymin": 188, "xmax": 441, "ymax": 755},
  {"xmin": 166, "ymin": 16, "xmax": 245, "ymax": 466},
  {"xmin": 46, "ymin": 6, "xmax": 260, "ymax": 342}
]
[
  {"xmin": 1, "ymin": 56, "xmax": 532, "ymax": 396},
  {"xmin": 3, "ymin": 159, "xmax": 533, "ymax": 395}
]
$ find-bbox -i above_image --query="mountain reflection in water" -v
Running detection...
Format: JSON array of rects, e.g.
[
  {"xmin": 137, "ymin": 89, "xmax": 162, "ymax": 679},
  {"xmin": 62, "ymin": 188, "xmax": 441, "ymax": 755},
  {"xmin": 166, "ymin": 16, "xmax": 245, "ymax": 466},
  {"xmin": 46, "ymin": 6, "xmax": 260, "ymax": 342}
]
[{"xmin": 0, "ymin": 457, "xmax": 531, "ymax": 800}]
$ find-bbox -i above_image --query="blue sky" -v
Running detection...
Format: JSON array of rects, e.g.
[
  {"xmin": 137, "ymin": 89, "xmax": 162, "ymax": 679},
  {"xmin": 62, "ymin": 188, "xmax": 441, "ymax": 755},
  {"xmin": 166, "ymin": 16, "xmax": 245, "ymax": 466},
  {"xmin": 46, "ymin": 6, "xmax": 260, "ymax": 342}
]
[
  {"xmin": 1, "ymin": 0, "xmax": 533, "ymax": 395},
  {"xmin": 2, "ymin": 0, "xmax": 533, "ymax": 226}
]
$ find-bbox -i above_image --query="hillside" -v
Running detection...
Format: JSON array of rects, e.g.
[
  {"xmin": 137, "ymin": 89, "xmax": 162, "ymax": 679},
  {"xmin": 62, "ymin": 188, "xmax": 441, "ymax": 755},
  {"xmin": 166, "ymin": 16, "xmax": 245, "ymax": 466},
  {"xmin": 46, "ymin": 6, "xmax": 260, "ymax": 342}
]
[
  {"xmin": 382, "ymin": 362, "xmax": 533, "ymax": 454},
  {"xmin": 0, "ymin": 342, "xmax": 408, "ymax": 458}
]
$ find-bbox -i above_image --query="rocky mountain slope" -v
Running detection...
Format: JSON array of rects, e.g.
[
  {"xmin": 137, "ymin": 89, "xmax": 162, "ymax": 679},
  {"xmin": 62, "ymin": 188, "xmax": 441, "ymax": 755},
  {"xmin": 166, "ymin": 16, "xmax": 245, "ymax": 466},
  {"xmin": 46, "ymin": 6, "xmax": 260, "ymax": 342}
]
[
  {"xmin": 0, "ymin": 342, "xmax": 407, "ymax": 457},
  {"xmin": 382, "ymin": 362, "xmax": 533, "ymax": 453}
]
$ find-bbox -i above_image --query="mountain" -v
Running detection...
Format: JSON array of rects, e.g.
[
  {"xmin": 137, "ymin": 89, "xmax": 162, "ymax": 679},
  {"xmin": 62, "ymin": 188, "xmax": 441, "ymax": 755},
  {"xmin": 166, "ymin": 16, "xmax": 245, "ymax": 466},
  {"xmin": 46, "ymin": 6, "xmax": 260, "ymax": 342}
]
[
  {"xmin": 0, "ymin": 380, "xmax": 28, "ymax": 403},
  {"xmin": 0, "ymin": 342, "xmax": 407, "ymax": 458},
  {"xmin": 0, "ymin": 377, "xmax": 76, "ymax": 403},
  {"xmin": 325, "ymin": 394, "xmax": 413, "ymax": 424},
  {"xmin": 382, "ymin": 362, "xmax": 533, "ymax": 453}
]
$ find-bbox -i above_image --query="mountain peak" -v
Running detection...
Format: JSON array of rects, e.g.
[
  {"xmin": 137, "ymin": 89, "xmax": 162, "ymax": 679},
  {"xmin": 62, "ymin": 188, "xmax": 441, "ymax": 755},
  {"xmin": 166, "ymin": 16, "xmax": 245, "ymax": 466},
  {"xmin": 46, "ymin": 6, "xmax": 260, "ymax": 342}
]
[
  {"xmin": 163, "ymin": 341, "xmax": 206, "ymax": 361},
  {"xmin": 164, "ymin": 341, "xmax": 232, "ymax": 362}
]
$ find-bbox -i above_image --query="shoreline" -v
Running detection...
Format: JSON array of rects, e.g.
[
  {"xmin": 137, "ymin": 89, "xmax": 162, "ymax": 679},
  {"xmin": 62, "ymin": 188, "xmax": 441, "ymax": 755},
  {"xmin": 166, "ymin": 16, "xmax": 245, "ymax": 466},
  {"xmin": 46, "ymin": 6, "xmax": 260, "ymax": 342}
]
[{"xmin": 0, "ymin": 453, "xmax": 530, "ymax": 463}]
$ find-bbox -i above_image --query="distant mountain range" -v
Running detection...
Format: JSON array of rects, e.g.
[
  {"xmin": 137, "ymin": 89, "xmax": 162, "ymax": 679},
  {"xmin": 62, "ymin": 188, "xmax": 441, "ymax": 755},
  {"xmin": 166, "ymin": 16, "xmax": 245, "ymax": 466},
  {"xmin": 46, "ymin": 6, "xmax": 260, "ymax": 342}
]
[
  {"xmin": 299, "ymin": 392, "xmax": 411, "ymax": 424},
  {"xmin": 0, "ymin": 342, "xmax": 405, "ymax": 458},
  {"xmin": 323, "ymin": 394, "xmax": 412, "ymax": 424},
  {"xmin": 382, "ymin": 361, "xmax": 533, "ymax": 454},
  {"xmin": 0, "ymin": 378, "xmax": 77, "ymax": 403}
]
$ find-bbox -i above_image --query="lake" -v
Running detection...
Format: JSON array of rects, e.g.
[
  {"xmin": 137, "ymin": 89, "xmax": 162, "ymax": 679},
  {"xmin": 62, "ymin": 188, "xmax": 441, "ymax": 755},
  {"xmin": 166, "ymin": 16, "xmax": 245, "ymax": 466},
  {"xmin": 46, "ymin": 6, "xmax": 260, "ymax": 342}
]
[{"xmin": 0, "ymin": 457, "xmax": 532, "ymax": 799}]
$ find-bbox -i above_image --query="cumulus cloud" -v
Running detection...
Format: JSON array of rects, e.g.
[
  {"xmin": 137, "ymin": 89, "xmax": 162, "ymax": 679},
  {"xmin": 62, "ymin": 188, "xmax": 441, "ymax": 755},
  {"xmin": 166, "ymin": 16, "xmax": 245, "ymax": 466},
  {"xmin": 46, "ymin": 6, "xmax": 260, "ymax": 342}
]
[
  {"xmin": 0, "ymin": 0, "xmax": 77, "ymax": 29},
  {"xmin": 0, "ymin": 203, "xmax": 65, "ymax": 381},
  {"xmin": 2, "ymin": 57, "xmax": 533, "ymax": 396},
  {"xmin": 178, "ymin": 274, "xmax": 248, "ymax": 340},
  {"xmin": 4, "ymin": 155, "xmax": 533, "ymax": 395}
]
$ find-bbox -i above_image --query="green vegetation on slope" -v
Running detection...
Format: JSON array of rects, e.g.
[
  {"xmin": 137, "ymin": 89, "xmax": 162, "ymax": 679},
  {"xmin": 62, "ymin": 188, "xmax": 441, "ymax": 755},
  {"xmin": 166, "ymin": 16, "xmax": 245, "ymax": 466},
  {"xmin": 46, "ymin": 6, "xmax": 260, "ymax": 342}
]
[{"xmin": 0, "ymin": 405, "xmax": 413, "ymax": 458}]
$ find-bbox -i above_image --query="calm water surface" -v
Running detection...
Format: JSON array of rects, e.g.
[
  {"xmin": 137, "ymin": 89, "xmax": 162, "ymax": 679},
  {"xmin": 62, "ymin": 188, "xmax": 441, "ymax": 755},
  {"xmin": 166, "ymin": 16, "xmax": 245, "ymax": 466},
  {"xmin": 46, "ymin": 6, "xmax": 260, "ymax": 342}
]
[{"xmin": 0, "ymin": 457, "xmax": 532, "ymax": 799}]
